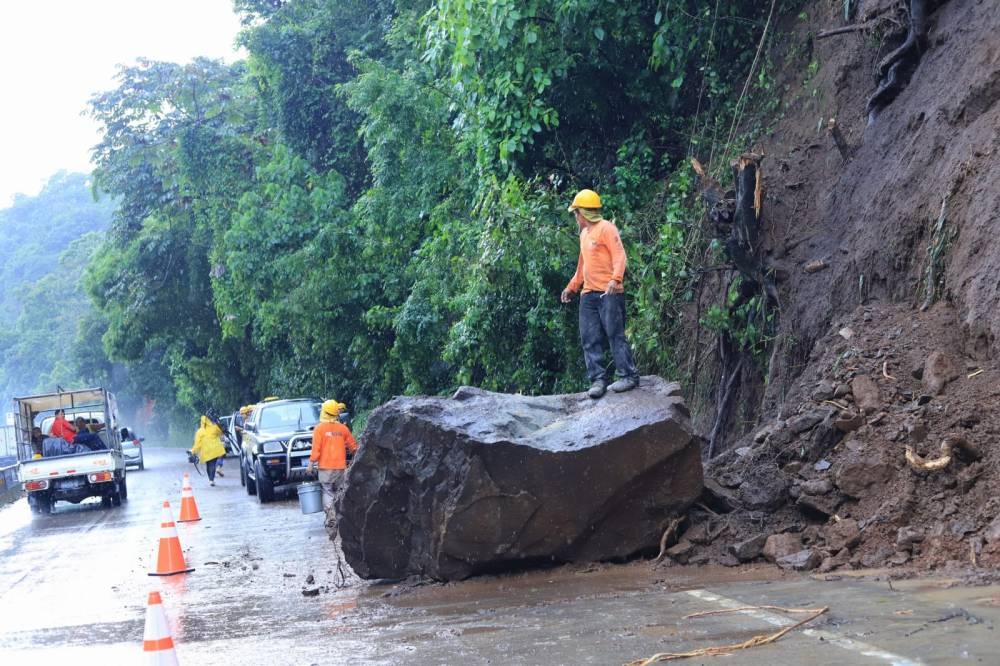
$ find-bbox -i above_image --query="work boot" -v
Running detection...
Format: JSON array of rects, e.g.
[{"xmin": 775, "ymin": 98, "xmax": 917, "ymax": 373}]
[
  {"xmin": 609, "ymin": 376, "xmax": 639, "ymax": 393},
  {"xmin": 587, "ymin": 380, "xmax": 607, "ymax": 399}
]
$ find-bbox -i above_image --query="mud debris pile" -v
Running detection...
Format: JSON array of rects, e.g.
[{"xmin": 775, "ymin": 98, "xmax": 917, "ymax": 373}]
[{"xmin": 673, "ymin": 303, "xmax": 1000, "ymax": 574}]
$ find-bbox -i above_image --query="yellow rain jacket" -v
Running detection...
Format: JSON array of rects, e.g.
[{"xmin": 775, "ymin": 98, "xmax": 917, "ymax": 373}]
[{"xmin": 191, "ymin": 416, "xmax": 226, "ymax": 464}]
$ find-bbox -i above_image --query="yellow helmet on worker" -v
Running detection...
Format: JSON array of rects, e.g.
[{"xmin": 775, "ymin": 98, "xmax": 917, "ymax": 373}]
[
  {"xmin": 567, "ymin": 188, "xmax": 602, "ymax": 212},
  {"xmin": 321, "ymin": 399, "xmax": 346, "ymax": 422}
]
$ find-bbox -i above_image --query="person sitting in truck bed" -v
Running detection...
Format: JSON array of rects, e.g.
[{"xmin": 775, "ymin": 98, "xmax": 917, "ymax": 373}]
[
  {"xmin": 73, "ymin": 417, "xmax": 108, "ymax": 451},
  {"xmin": 42, "ymin": 436, "xmax": 88, "ymax": 457},
  {"xmin": 31, "ymin": 427, "xmax": 45, "ymax": 455},
  {"xmin": 50, "ymin": 409, "xmax": 77, "ymax": 442}
]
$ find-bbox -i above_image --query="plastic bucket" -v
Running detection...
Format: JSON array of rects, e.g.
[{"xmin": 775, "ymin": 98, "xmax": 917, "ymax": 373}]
[{"xmin": 297, "ymin": 482, "xmax": 323, "ymax": 515}]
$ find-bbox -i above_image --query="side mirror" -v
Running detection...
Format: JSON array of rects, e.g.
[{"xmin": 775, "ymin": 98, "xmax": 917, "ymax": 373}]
[{"xmin": 120, "ymin": 427, "xmax": 130, "ymax": 439}]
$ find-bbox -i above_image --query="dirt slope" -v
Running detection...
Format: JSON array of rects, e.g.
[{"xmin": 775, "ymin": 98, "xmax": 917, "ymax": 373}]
[{"xmin": 685, "ymin": 0, "xmax": 1000, "ymax": 573}]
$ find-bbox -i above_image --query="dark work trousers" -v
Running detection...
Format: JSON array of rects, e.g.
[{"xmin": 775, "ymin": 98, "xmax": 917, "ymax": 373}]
[
  {"xmin": 205, "ymin": 457, "xmax": 219, "ymax": 482},
  {"xmin": 579, "ymin": 291, "xmax": 638, "ymax": 383}
]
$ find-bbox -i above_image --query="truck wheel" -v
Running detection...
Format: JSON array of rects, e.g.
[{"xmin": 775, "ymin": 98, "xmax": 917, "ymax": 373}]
[
  {"xmin": 120, "ymin": 474, "xmax": 128, "ymax": 501},
  {"xmin": 245, "ymin": 456, "xmax": 257, "ymax": 496},
  {"xmin": 255, "ymin": 459, "xmax": 275, "ymax": 504},
  {"xmin": 138, "ymin": 454, "xmax": 144, "ymax": 471},
  {"xmin": 34, "ymin": 494, "xmax": 52, "ymax": 515},
  {"xmin": 112, "ymin": 476, "xmax": 124, "ymax": 506},
  {"xmin": 30, "ymin": 494, "xmax": 49, "ymax": 514},
  {"xmin": 102, "ymin": 494, "xmax": 113, "ymax": 508},
  {"xmin": 239, "ymin": 455, "xmax": 247, "ymax": 487}
]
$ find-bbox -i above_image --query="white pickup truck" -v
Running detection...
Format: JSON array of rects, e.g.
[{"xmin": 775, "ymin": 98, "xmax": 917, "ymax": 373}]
[{"xmin": 14, "ymin": 388, "xmax": 127, "ymax": 514}]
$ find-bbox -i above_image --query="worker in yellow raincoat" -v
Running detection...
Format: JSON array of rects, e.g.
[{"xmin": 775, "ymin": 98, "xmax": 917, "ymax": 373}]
[{"xmin": 189, "ymin": 415, "xmax": 227, "ymax": 486}]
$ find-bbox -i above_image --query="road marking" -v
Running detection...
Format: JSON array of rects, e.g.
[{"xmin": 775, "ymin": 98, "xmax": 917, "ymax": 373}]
[{"xmin": 685, "ymin": 588, "xmax": 923, "ymax": 666}]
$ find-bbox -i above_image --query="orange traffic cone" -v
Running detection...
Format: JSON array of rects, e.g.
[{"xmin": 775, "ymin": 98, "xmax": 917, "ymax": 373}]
[
  {"xmin": 177, "ymin": 473, "xmax": 201, "ymax": 522},
  {"xmin": 149, "ymin": 501, "xmax": 195, "ymax": 576},
  {"xmin": 142, "ymin": 590, "xmax": 180, "ymax": 665}
]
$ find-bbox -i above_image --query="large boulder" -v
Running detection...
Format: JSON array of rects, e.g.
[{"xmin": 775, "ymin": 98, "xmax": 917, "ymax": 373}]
[{"xmin": 339, "ymin": 376, "xmax": 702, "ymax": 581}]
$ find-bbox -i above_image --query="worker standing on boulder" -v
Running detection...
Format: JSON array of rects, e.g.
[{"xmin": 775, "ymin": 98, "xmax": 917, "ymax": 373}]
[
  {"xmin": 560, "ymin": 188, "xmax": 640, "ymax": 398},
  {"xmin": 309, "ymin": 400, "xmax": 358, "ymax": 528}
]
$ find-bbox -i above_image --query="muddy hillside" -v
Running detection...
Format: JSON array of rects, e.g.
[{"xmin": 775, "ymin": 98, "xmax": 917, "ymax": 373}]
[{"xmin": 684, "ymin": 0, "xmax": 1000, "ymax": 573}]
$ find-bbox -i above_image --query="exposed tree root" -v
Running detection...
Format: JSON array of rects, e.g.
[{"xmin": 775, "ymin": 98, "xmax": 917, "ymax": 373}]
[{"xmin": 866, "ymin": 0, "xmax": 949, "ymax": 122}]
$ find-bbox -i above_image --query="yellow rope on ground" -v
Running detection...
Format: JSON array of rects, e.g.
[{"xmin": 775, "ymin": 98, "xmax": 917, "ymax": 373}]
[{"xmin": 625, "ymin": 605, "xmax": 828, "ymax": 665}]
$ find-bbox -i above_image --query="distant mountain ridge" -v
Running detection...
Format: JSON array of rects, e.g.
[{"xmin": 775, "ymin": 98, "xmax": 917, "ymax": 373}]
[{"xmin": 0, "ymin": 171, "xmax": 114, "ymax": 407}]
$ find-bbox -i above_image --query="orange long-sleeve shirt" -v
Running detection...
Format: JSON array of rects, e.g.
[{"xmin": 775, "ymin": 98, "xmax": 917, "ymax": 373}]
[
  {"xmin": 564, "ymin": 219, "xmax": 627, "ymax": 294},
  {"xmin": 310, "ymin": 421, "xmax": 357, "ymax": 470},
  {"xmin": 50, "ymin": 415, "xmax": 77, "ymax": 442}
]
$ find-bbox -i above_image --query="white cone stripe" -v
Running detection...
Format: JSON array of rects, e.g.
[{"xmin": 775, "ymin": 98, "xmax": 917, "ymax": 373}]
[
  {"xmin": 144, "ymin": 604, "xmax": 172, "ymax": 641},
  {"xmin": 159, "ymin": 524, "xmax": 180, "ymax": 539}
]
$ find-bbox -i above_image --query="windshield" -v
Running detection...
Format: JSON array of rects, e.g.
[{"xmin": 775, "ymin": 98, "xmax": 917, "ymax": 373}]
[{"xmin": 257, "ymin": 402, "xmax": 322, "ymax": 431}]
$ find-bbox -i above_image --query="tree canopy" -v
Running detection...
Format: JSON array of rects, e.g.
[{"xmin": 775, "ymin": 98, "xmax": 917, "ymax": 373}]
[{"xmin": 77, "ymin": 0, "xmax": 797, "ymax": 426}]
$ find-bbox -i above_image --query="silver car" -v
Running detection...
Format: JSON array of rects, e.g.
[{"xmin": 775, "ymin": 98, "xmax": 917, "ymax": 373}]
[{"xmin": 120, "ymin": 427, "xmax": 145, "ymax": 470}]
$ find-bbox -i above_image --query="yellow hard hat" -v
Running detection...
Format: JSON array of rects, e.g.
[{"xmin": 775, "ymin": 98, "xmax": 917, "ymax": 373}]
[
  {"xmin": 321, "ymin": 399, "xmax": 346, "ymax": 417},
  {"xmin": 239, "ymin": 405, "xmax": 253, "ymax": 415},
  {"xmin": 567, "ymin": 189, "xmax": 601, "ymax": 211}
]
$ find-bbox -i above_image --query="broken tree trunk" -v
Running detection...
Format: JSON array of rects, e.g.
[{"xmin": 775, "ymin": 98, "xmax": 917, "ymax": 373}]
[{"xmin": 693, "ymin": 155, "xmax": 779, "ymax": 458}]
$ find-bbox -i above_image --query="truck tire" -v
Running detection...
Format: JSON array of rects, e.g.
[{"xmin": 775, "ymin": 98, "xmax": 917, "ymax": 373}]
[
  {"xmin": 245, "ymin": 456, "xmax": 257, "ymax": 496},
  {"xmin": 31, "ymin": 494, "xmax": 51, "ymax": 515},
  {"xmin": 255, "ymin": 459, "xmax": 275, "ymax": 504},
  {"xmin": 239, "ymin": 455, "xmax": 247, "ymax": 487},
  {"xmin": 102, "ymin": 494, "xmax": 113, "ymax": 508},
  {"xmin": 120, "ymin": 474, "xmax": 128, "ymax": 501},
  {"xmin": 112, "ymin": 475, "xmax": 124, "ymax": 506}
]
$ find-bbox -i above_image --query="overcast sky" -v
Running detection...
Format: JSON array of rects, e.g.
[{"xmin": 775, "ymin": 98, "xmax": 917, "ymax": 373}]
[{"xmin": 0, "ymin": 0, "xmax": 244, "ymax": 208}]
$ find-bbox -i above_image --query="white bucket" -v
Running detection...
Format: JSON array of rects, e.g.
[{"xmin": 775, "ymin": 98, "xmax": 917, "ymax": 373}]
[{"xmin": 297, "ymin": 482, "xmax": 323, "ymax": 514}]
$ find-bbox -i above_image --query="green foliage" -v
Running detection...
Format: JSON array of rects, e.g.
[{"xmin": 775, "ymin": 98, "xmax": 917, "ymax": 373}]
[
  {"xmin": 67, "ymin": 0, "xmax": 805, "ymax": 424},
  {"xmin": 698, "ymin": 275, "xmax": 775, "ymax": 368},
  {"xmin": 0, "ymin": 174, "xmax": 115, "ymax": 407}
]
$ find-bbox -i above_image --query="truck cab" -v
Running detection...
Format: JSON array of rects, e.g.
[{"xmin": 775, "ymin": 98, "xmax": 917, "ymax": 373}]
[
  {"xmin": 14, "ymin": 388, "xmax": 126, "ymax": 514},
  {"xmin": 239, "ymin": 397, "xmax": 321, "ymax": 503}
]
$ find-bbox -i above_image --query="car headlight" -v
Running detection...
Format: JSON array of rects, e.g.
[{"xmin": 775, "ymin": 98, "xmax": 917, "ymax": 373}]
[{"xmin": 262, "ymin": 441, "xmax": 285, "ymax": 454}]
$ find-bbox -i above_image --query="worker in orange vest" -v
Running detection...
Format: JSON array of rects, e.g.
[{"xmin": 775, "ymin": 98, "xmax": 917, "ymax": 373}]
[
  {"xmin": 560, "ymin": 188, "xmax": 640, "ymax": 398},
  {"xmin": 309, "ymin": 400, "xmax": 358, "ymax": 521}
]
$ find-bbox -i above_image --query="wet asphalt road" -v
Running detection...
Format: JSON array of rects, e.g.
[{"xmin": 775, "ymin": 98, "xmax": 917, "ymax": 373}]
[{"xmin": 1, "ymin": 447, "xmax": 999, "ymax": 665}]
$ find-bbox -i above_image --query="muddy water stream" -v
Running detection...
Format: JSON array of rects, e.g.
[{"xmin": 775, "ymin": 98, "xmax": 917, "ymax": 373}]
[{"xmin": 0, "ymin": 448, "xmax": 996, "ymax": 664}]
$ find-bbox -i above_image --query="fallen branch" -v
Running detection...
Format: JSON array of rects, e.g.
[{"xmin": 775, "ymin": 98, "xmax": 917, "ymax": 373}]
[
  {"xmin": 695, "ymin": 502, "xmax": 721, "ymax": 517},
  {"xmin": 653, "ymin": 517, "xmax": 684, "ymax": 565},
  {"xmin": 967, "ymin": 368, "xmax": 984, "ymax": 379},
  {"xmin": 906, "ymin": 434, "xmax": 981, "ymax": 472},
  {"xmin": 626, "ymin": 606, "xmax": 828, "ymax": 665},
  {"xmin": 882, "ymin": 361, "xmax": 896, "ymax": 380},
  {"xmin": 816, "ymin": 21, "xmax": 875, "ymax": 39}
]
